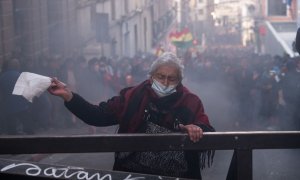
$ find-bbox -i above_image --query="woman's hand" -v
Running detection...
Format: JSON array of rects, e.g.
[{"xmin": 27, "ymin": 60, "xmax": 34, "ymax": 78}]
[
  {"xmin": 48, "ymin": 78, "xmax": 73, "ymax": 101},
  {"xmin": 179, "ymin": 124, "xmax": 203, "ymax": 143}
]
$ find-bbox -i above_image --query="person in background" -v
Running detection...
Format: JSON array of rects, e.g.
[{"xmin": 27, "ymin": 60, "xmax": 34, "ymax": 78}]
[
  {"xmin": 98, "ymin": 57, "xmax": 116, "ymax": 99},
  {"xmin": 59, "ymin": 58, "xmax": 78, "ymax": 127},
  {"xmin": 0, "ymin": 58, "xmax": 35, "ymax": 135},
  {"xmin": 285, "ymin": 0, "xmax": 294, "ymax": 18},
  {"xmin": 278, "ymin": 58, "xmax": 300, "ymax": 130},
  {"xmin": 47, "ymin": 52, "xmax": 215, "ymax": 179}
]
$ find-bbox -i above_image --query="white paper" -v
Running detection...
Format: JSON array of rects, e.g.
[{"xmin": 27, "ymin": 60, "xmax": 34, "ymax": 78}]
[{"xmin": 12, "ymin": 72, "xmax": 52, "ymax": 102}]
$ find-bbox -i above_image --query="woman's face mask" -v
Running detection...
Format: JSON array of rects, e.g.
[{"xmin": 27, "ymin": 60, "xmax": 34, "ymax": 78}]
[{"xmin": 151, "ymin": 79, "xmax": 177, "ymax": 97}]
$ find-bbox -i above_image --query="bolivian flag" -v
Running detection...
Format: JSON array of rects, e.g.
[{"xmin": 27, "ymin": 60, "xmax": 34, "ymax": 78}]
[{"xmin": 169, "ymin": 28, "xmax": 193, "ymax": 49}]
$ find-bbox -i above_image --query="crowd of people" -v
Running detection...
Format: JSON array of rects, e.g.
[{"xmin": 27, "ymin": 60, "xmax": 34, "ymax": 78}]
[
  {"xmin": 0, "ymin": 46, "xmax": 300, "ymax": 135},
  {"xmin": 0, "ymin": 53, "xmax": 155, "ymax": 135},
  {"xmin": 184, "ymin": 46, "xmax": 300, "ymax": 131}
]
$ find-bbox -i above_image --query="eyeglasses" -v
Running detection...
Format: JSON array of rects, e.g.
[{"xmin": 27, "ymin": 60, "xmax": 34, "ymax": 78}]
[{"xmin": 154, "ymin": 73, "xmax": 179, "ymax": 83}]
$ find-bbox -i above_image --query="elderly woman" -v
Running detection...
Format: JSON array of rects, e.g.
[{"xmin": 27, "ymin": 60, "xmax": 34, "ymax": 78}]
[{"xmin": 48, "ymin": 52, "xmax": 215, "ymax": 179}]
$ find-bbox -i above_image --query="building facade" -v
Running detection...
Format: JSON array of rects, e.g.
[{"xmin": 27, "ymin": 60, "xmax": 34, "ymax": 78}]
[{"xmin": 0, "ymin": 0, "xmax": 175, "ymax": 68}]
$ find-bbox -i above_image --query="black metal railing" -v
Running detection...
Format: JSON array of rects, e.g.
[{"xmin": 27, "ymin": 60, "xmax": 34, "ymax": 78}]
[{"xmin": 0, "ymin": 131, "xmax": 299, "ymax": 180}]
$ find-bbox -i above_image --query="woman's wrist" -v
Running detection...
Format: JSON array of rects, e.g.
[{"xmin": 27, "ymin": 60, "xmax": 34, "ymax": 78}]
[{"xmin": 62, "ymin": 89, "xmax": 73, "ymax": 102}]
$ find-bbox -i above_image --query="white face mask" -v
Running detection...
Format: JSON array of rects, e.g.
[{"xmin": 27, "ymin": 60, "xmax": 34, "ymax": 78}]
[{"xmin": 151, "ymin": 79, "xmax": 177, "ymax": 97}]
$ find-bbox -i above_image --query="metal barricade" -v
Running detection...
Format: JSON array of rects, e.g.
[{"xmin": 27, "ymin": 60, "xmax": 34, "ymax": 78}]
[{"xmin": 0, "ymin": 131, "xmax": 299, "ymax": 179}]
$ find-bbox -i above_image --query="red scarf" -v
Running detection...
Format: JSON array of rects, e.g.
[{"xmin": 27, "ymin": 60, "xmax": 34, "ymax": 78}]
[{"xmin": 114, "ymin": 80, "xmax": 212, "ymax": 133}]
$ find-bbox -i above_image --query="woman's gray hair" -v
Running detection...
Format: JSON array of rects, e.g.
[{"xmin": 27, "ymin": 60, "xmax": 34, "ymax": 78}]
[{"xmin": 148, "ymin": 52, "xmax": 184, "ymax": 80}]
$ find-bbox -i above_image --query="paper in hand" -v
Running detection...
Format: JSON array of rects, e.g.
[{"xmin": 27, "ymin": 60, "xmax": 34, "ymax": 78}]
[{"xmin": 12, "ymin": 72, "xmax": 52, "ymax": 102}]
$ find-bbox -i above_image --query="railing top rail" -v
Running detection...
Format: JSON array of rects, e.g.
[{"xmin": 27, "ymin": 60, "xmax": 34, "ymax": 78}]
[
  {"xmin": 1, "ymin": 130, "xmax": 299, "ymax": 137},
  {"xmin": 0, "ymin": 131, "xmax": 299, "ymax": 154}
]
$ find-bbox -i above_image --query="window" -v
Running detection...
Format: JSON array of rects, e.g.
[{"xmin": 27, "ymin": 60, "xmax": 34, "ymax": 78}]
[
  {"xmin": 144, "ymin": 17, "xmax": 147, "ymax": 50},
  {"xmin": 134, "ymin": 24, "xmax": 138, "ymax": 53},
  {"xmin": 111, "ymin": 0, "xmax": 116, "ymax": 20},
  {"xmin": 125, "ymin": 0, "xmax": 129, "ymax": 14},
  {"xmin": 199, "ymin": 9, "xmax": 204, "ymax": 15},
  {"xmin": 268, "ymin": 0, "xmax": 286, "ymax": 16}
]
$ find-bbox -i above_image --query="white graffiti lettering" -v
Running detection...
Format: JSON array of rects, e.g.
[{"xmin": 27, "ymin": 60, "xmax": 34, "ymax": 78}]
[
  {"xmin": 1, "ymin": 163, "xmax": 41, "ymax": 176},
  {"xmin": 0, "ymin": 163, "xmax": 148, "ymax": 180},
  {"xmin": 124, "ymin": 174, "xmax": 145, "ymax": 180}
]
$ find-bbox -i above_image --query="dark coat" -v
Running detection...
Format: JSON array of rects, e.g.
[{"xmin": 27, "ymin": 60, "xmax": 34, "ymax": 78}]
[
  {"xmin": 295, "ymin": 27, "xmax": 300, "ymax": 54},
  {"xmin": 0, "ymin": 70, "xmax": 30, "ymax": 114},
  {"xmin": 64, "ymin": 79, "xmax": 214, "ymax": 179}
]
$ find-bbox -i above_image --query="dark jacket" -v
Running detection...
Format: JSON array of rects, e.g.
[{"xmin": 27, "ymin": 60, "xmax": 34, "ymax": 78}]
[
  {"xmin": 0, "ymin": 70, "xmax": 30, "ymax": 114},
  {"xmin": 295, "ymin": 27, "xmax": 300, "ymax": 54}
]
